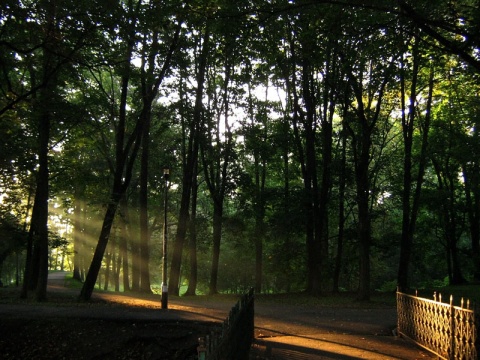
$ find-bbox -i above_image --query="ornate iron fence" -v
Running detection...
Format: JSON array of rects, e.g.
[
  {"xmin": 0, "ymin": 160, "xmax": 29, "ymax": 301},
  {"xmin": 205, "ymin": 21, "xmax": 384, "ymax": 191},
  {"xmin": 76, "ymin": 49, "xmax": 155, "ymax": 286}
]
[
  {"xmin": 197, "ymin": 288, "xmax": 255, "ymax": 360},
  {"xmin": 397, "ymin": 290, "xmax": 477, "ymax": 359}
]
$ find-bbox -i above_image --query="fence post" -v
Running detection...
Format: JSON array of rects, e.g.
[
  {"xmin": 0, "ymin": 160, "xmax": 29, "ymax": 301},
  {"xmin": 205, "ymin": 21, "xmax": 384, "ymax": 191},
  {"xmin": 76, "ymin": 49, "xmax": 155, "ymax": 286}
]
[
  {"xmin": 450, "ymin": 295, "xmax": 454, "ymax": 360},
  {"xmin": 396, "ymin": 287, "xmax": 400, "ymax": 336},
  {"xmin": 197, "ymin": 337, "xmax": 207, "ymax": 360}
]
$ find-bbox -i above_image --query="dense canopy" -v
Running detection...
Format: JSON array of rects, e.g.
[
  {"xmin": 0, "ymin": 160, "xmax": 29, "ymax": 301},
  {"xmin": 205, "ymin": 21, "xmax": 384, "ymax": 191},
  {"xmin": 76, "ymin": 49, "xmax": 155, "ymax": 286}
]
[{"xmin": 0, "ymin": 0, "xmax": 479, "ymax": 301}]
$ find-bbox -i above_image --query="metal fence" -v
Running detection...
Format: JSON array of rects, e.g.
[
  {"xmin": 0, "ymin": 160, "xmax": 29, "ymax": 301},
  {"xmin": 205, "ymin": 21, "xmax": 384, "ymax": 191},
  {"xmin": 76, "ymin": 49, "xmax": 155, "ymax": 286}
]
[
  {"xmin": 197, "ymin": 288, "xmax": 255, "ymax": 360},
  {"xmin": 397, "ymin": 290, "xmax": 477, "ymax": 359}
]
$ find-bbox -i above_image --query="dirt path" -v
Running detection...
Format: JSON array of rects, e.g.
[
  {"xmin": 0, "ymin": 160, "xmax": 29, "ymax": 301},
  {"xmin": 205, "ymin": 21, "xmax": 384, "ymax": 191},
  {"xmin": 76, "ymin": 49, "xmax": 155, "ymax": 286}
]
[{"xmin": 0, "ymin": 272, "xmax": 435, "ymax": 359}]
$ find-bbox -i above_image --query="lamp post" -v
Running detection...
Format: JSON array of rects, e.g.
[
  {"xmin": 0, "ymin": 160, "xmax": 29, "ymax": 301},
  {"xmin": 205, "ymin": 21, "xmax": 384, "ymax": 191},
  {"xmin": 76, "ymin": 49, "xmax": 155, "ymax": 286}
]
[{"xmin": 161, "ymin": 167, "xmax": 169, "ymax": 309}]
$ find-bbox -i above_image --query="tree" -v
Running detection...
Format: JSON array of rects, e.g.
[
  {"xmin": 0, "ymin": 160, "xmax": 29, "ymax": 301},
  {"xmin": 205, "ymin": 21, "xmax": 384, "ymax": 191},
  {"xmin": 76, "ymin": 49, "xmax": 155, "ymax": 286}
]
[
  {"xmin": 397, "ymin": 30, "xmax": 434, "ymax": 291},
  {"xmin": 341, "ymin": 11, "xmax": 400, "ymax": 299},
  {"xmin": 80, "ymin": 0, "xmax": 181, "ymax": 300},
  {"xmin": 168, "ymin": 14, "xmax": 210, "ymax": 296},
  {"xmin": 136, "ymin": 2, "xmax": 181, "ymax": 293}
]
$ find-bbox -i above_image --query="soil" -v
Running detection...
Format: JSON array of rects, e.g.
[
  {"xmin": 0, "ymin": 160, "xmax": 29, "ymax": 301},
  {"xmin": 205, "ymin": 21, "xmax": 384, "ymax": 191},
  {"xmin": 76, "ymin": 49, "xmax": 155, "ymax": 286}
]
[{"xmin": 0, "ymin": 275, "xmax": 435, "ymax": 360}]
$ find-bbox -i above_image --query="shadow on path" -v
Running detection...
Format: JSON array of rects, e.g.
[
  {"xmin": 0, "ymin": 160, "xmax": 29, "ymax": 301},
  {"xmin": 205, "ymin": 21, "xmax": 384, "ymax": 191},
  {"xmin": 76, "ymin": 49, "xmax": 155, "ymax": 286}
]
[{"xmin": 40, "ymin": 271, "xmax": 434, "ymax": 360}]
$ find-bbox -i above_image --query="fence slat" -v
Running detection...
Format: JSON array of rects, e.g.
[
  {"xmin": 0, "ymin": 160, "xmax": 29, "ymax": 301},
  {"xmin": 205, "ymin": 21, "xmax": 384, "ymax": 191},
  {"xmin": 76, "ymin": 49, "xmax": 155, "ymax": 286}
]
[{"xmin": 198, "ymin": 288, "xmax": 255, "ymax": 360}]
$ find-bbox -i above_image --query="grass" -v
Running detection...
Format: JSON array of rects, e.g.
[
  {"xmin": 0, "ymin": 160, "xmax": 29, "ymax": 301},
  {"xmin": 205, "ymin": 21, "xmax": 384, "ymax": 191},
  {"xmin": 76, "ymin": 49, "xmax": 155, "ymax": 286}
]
[
  {"xmin": 63, "ymin": 274, "xmax": 83, "ymax": 289},
  {"xmin": 254, "ymin": 290, "xmax": 398, "ymax": 308},
  {"xmin": 414, "ymin": 284, "xmax": 480, "ymax": 306}
]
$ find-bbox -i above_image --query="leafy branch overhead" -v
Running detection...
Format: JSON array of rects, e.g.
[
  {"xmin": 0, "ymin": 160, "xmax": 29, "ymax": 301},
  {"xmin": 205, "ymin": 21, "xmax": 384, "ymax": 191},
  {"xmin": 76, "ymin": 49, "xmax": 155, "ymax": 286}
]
[{"xmin": 0, "ymin": 0, "xmax": 479, "ymax": 299}]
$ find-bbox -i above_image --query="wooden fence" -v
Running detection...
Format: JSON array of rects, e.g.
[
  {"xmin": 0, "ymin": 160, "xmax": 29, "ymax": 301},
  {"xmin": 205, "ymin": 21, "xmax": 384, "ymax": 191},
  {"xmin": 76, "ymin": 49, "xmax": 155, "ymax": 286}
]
[
  {"xmin": 197, "ymin": 288, "xmax": 255, "ymax": 360},
  {"xmin": 397, "ymin": 290, "xmax": 477, "ymax": 359}
]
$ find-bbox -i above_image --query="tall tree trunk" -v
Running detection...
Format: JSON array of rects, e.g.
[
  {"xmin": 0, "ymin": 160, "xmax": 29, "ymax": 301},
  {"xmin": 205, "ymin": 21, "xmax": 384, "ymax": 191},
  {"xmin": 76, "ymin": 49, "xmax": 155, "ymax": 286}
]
[
  {"xmin": 185, "ymin": 163, "xmax": 199, "ymax": 296},
  {"xmin": 345, "ymin": 61, "xmax": 394, "ymax": 301},
  {"xmin": 119, "ymin": 197, "xmax": 130, "ymax": 291},
  {"xmin": 318, "ymin": 41, "xmax": 337, "ymax": 291},
  {"xmin": 79, "ymin": 0, "xmax": 181, "ymax": 301},
  {"xmin": 21, "ymin": 100, "xmax": 50, "ymax": 300},
  {"xmin": 253, "ymin": 150, "xmax": 266, "ymax": 294},
  {"xmin": 432, "ymin": 158, "xmax": 466, "ymax": 286},
  {"xmin": 397, "ymin": 35, "xmax": 432, "ymax": 291},
  {"xmin": 137, "ymin": 20, "xmax": 181, "ymax": 293},
  {"xmin": 72, "ymin": 185, "xmax": 84, "ymax": 282},
  {"xmin": 103, "ymin": 240, "xmax": 113, "ymax": 291},
  {"xmin": 301, "ymin": 55, "xmax": 322, "ymax": 295},
  {"xmin": 79, "ymin": 1, "xmax": 144, "ymax": 299},
  {"xmin": 463, "ymin": 160, "xmax": 480, "ymax": 281},
  {"xmin": 114, "ymin": 226, "xmax": 122, "ymax": 292},
  {"xmin": 20, "ymin": 0, "xmax": 59, "ymax": 301},
  {"xmin": 333, "ymin": 119, "xmax": 347, "ymax": 292},
  {"xmin": 139, "ymin": 111, "xmax": 152, "ymax": 293},
  {"xmin": 356, "ymin": 141, "xmax": 371, "ymax": 301},
  {"xmin": 203, "ymin": 60, "xmax": 233, "ymax": 295},
  {"xmin": 209, "ymin": 201, "xmax": 223, "ymax": 295},
  {"xmin": 33, "ymin": 101, "xmax": 50, "ymax": 302},
  {"xmin": 446, "ymin": 173, "xmax": 465, "ymax": 285},
  {"xmin": 79, "ymin": 195, "xmax": 121, "ymax": 300},
  {"xmin": 169, "ymin": 25, "xmax": 209, "ymax": 296},
  {"xmin": 130, "ymin": 199, "xmax": 140, "ymax": 292},
  {"xmin": 246, "ymin": 78, "xmax": 267, "ymax": 294}
]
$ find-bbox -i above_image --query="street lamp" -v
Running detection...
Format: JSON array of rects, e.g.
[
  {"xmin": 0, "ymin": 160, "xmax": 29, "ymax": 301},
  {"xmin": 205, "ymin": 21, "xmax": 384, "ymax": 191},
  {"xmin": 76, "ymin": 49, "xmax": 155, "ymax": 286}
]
[{"xmin": 161, "ymin": 167, "xmax": 170, "ymax": 309}]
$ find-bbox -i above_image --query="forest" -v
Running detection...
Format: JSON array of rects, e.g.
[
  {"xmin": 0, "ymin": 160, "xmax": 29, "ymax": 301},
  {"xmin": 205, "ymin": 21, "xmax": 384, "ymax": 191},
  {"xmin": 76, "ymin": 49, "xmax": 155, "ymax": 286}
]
[{"xmin": 0, "ymin": 0, "xmax": 479, "ymax": 302}]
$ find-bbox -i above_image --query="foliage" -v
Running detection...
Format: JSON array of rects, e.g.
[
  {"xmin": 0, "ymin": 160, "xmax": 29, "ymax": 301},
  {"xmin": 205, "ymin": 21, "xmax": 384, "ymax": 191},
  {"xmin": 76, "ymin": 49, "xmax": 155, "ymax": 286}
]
[{"xmin": 1, "ymin": 0, "xmax": 480, "ymax": 299}]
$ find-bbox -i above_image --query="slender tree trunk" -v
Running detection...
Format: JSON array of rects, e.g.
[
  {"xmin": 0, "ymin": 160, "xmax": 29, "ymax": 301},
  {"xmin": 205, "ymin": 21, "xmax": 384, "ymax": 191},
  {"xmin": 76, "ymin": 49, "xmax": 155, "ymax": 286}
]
[
  {"xmin": 72, "ymin": 185, "xmax": 85, "ymax": 282},
  {"xmin": 302, "ymin": 57, "xmax": 322, "ymax": 295},
  {"xmin": 247, "ymin": 80, "xmax": 268, "ymax": 294},
  {"xmin": 446, "ymin": 174, "xmax": 465, "ymax": 285},
  {"xmin": 103, "ymin": 245, "xmax": 112, "ymax": 291},
  {"xmin": 114, "ymin": 227, "xmax": 121, "ymax": 292},
  {"xmin": 344, "ymin": 54, "xmax": 395, "ymax": 300},
  {"xmin": 397, "ymin": 35, "xmax": 433, "ymax": 291},
  {"xmin": 25, "ymin": 75, "xmax": 52, "ymax": 302},
  {"xmin": 185, "ymin": 164, "xmax": 199, "ymax": 296},
  {"xmin": 463, "ymin": 161, "xmax": 480, "ymax": 280},
  {"xmin": 119, "ymin": 197, "xmax": 130, "ymax": 291},
  {"xmin": 136, "ymin": 19, "xmax": 181, "ymax": 293},
  {"xmin": 254, "ymin": 151, "xmax": 266, "ymax": 294},
  {"xmin": 169, "ymin": 24, "xmax": 209, "ymax": 296},
  {"xmin": 21, "ymin": 0, "xmax": 59, "ymax": 300},
  {"xmin": 79, "ymin": 17, "xmax": 144, "ymax": 299},
  {"xmin": 333, "ymin": 120, "xmax": 347, "ymax": 292},
  {"xmin": 130, "ymin": 203, "xmax": 140, "ymax": 292},
  {"xmin": 432, "ymin": 158, "xmax": 466, "ymax": 286},
  {"xmin": 139, "ymin": 110, "xmax": 152, "ymax": 293},
  {"xmin": 356, "ymin": 149, "xmax": 371, "ymax": 301},
  {"xmin": 209, "ymin": 201, "xmax": 223, "ymax": 295},
  {"xmin": 79, "ymin": 196, "xmax": 121, "ymax": 300}
]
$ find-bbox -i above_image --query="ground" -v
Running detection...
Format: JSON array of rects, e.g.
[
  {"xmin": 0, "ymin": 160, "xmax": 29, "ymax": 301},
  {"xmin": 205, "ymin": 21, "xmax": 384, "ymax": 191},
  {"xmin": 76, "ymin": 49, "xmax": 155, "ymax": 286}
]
[
  {"xmin": 1, "ymin": 317, "xmax": 210, "ymax": 359},
  {"xmin": 0, "ymin": 286, "xmax": 217, "ymax": 359},
  {"xmin": 0, "ymin": 275, "xmax": 435, "ymax": 359}
]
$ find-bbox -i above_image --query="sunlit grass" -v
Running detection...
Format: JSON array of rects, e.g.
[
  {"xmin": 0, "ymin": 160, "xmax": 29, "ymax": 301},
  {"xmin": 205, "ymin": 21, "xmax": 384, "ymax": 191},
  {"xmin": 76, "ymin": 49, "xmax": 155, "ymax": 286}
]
[{"xmin": 63, "ymin": 273, "xmax": 83, "ymax": 289}]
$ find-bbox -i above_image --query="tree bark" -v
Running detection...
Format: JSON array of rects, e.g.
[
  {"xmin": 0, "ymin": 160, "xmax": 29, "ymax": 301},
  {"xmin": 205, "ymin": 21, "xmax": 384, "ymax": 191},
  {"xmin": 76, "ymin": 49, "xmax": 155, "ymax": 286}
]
[
  {"xmin": 139, "ymin": 110, "xmax": 152, "ymax": 293},
  {"xmin": 185, "ymin": 163, "xmax": 199, "ymax": 296},
  {"xmin": 463, "ymin": 161, "xmax": 480, "ymax": 281},
  {"xmin": 209, "ymin": 201, "xmax": 223, "ymax": 295}
]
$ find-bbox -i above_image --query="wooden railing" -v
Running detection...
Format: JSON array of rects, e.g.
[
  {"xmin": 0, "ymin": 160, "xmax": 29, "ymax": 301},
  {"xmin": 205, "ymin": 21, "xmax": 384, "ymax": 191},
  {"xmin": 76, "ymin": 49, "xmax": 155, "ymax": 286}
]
[
  {"xmin": 197, "ymin": 288, "xmax": 254, "ymax": 360},
  {"xmin": 397, "ymin": 290, "xmax": 477, "ymax": 359}
]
